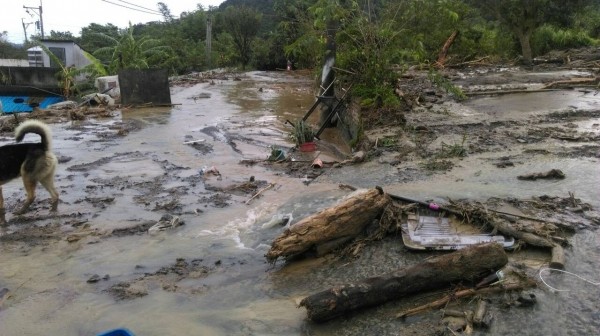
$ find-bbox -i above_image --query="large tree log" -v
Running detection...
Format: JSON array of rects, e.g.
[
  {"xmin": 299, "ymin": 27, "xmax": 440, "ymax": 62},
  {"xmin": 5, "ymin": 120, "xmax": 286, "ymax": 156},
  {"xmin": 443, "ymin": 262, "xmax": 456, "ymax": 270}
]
[
  {"xmin": 266, "ymin": 188, "xmax": 391, "ymax": 262},
  {"xmin": 299, "ymin": 243, "xmax": 508, "ymax": 323}
]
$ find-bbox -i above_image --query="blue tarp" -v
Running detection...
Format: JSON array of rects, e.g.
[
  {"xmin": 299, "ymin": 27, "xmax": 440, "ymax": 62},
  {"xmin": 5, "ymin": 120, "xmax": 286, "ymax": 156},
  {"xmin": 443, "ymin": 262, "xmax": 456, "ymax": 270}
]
[{"xmin": 0, "ymin": 95, "xmax": 64, "ymax": 113}]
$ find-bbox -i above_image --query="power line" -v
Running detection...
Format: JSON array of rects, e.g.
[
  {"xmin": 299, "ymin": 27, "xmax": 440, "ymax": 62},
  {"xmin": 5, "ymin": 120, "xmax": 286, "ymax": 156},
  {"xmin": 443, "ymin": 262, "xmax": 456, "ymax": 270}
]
[
  {"xmin": 113, "ymin": 0, "xmax": 163, "ymax": 14},
  {"xmin": 100, "ymin": 0, "xmax": 162, "ymax": 16}
]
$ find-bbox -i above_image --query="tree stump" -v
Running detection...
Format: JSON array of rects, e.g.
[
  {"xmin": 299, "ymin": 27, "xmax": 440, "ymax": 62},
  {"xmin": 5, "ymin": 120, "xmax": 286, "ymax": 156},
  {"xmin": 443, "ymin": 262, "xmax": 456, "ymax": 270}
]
[
  {"xmin": 299, "ymin": 243, "xmax": 508, "ymax": 323},
  {"xmin": 265, "ymin": 188, "xmax": 391, "ymax": 262}
]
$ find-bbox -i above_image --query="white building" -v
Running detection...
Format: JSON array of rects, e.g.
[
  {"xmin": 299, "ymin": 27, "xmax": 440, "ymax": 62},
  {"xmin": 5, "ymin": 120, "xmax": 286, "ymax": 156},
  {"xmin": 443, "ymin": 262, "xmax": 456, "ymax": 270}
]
[{"xmin": 27, "ymin": 39, "xmax": 91, "ymax": 69}]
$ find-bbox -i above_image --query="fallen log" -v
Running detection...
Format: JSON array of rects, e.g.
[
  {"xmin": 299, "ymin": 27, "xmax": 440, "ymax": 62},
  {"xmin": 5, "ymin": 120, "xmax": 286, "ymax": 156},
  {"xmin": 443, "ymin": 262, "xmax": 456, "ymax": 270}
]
[
  {"xmin": 465, "ymin": 89, "xmax": 562, "ymax": 96},
  {"xmin": 299, "ymin": 243, "xmax": 508, "ymax": 323},
  {"xmin": 541, "ymin": 77, "xmax": 599, "ymax": 90},
  {"xmin": 265, "ymin": 187, "xmax": 391, "ymax": 262}
]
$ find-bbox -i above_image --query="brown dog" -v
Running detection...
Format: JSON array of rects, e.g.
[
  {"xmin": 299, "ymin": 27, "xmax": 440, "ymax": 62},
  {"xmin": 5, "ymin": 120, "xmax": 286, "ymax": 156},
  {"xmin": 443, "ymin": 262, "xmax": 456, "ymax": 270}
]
[{"xmin": 0, "ymin": 120, "xmax": 59, "ymax": 224}]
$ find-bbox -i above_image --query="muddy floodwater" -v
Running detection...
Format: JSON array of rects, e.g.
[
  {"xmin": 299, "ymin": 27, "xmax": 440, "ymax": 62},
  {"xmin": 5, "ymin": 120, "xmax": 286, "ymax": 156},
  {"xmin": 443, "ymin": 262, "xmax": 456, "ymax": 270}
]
[{"xmin": 1, "ymin": 70, "xmax": 599, "ymax": 335}]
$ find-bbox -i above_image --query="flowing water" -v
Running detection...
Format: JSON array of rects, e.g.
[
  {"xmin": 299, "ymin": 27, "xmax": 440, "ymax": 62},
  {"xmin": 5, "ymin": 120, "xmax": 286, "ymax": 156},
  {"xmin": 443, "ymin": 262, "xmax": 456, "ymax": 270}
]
[{"xmin": 0, "ymin": 71, "xmax": 599, "ymax": 335}]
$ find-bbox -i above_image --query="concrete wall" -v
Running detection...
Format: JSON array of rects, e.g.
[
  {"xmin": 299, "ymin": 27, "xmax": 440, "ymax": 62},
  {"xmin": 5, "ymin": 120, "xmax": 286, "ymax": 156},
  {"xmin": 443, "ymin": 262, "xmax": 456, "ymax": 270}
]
[
  {"xmin": 0, "ymin": 66, "xmax": 61, "ymax": 95},
  {"xmin": 0, "ymin": 59, "xmax": 29, "ymax": 67},
  {"xmin": 118, "ymin": 69, "xmax": 171, "ymax": 106}
]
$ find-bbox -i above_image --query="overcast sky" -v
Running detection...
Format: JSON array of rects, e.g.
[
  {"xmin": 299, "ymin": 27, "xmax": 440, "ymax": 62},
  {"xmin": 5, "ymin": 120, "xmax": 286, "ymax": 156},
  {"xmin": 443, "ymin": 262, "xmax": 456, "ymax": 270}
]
[{"xmin": 1, "ymin": 0, "xmax": 224, "ymax": 44}]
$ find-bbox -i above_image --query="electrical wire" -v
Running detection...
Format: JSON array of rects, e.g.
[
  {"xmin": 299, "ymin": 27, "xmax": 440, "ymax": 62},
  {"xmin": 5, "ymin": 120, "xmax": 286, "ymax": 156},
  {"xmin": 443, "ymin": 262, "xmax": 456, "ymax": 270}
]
[
  {"xmin": 100, "ymin": 0, "xmax": 162, "ymax": 15},
  {"xmin": 538, "ymin": 267, "xmax": 600, "ymax": 292},
  {"xmin": 113, "ymin": 0, "xmax": 163, "ymax": 14}
]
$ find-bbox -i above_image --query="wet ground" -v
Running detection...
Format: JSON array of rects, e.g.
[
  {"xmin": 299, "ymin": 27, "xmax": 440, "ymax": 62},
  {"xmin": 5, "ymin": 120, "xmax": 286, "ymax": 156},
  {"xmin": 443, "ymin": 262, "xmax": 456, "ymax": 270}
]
[{"xmin": 0, "ymin": 67, "xmax": 599, "ymax": 335}]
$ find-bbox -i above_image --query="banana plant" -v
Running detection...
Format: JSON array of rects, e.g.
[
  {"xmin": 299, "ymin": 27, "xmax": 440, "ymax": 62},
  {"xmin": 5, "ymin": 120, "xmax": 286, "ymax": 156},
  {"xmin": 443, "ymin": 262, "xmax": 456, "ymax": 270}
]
[{"xmin": 91, "ymin": 23, "xmax": 172, "ymax": 74}]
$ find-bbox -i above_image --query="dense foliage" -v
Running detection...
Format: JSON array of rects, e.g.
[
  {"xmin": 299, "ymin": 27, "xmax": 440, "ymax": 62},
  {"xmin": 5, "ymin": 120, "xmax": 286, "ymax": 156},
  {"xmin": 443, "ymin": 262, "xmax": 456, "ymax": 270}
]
[{"xmin": 4, "ymin": 0, "xmax": 599, "ymax": 103}]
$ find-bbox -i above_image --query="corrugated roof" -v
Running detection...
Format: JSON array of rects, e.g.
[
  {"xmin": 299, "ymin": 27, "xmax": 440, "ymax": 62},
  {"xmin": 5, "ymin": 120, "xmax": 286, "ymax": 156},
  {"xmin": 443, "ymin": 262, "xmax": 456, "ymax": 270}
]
[{"xmin": 0, "ymin": 95, "xmax": 64, "ymax": 113}]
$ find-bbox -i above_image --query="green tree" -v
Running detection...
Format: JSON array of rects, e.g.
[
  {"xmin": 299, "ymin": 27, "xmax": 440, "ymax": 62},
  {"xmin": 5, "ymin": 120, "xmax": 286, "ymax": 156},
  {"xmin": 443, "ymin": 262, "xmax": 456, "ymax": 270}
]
[
  {"xmin": 468, "ymin": 0, "xmax": 594, "ymax": 64},
  {"xmin": 274, "ymin": 0, "xmax": 320, "ymax": 68},
  {"xmin": 157, "ymin": 2, "xmax": 174, "ymax": 22},
  {"xmin": 80, "ymin": 23, "xmax": 120, "ymax": 52},
  {"xmin": 252, "ymin": 32, "xmax": 287, "ymax": 70},
  {"xmin": 213, "ymin": 32, "xmax": 237, "ymax": 68},
  {"xmin": 135, "ymin": 10, "xmax": 208, "ymax": 73},
  {"xmin": 0, "ymin": 32, "xmax": 26, "ymax": 59},
  {"xmin": 220, "ymin": 6, "xmax": 262, "ymax": 69},
  {"xmin": 92, "ymin": 23, "xmax": 172, "ymax": 74},
  {"xmin": 48, "ymin": 30, "xmax": 75, "ymax": 40}
]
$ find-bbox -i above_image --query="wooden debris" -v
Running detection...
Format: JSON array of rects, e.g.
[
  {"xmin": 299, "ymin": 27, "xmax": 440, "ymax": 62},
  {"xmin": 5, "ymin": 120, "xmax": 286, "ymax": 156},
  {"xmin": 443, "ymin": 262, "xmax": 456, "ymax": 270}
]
[
  {"xmin": 487, "ymin": 218, "xmax": 555, "ymax": 248},
  {"xmin": 473, "ymin": 300, "xmax": 488, "ymax": 327},
  {"xmin": 246, "ymin": 183, "xmax": 275, "ymax": 205},
  {"xmin": 299, "ymin": 243, "xmax": 508, "ymax": 323},
  {"xmin": 465, "ymin": 88, "xmax": 562, "ymax": 96},
  {"xmin": 541, "ymin": 77, "xmax": 599, "ymax": 90},
  {"xmin": 451, "ymin": 200, "xmax": 572, "ymax": 268},
  {"xmin": 396, "ymin": 279, "xmax": 535, "ymax": 318},
  {"xmin": 265, "ymin": 188, "xmax": 391, "ymax": 262},
  {"xmin": 517, "ymin": 169, "xmax": 565, "ymax": 180},
  {"xmin": 550, "ymin": 244, "xmax": 565, "ymax": 269}
]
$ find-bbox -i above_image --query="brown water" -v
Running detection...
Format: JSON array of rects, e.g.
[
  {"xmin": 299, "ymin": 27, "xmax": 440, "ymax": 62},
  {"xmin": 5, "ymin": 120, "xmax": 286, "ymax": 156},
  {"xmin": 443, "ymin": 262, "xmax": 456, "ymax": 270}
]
[{"xmin": 1, "ymin": 71, "xmax": 599, "ymax": 335}]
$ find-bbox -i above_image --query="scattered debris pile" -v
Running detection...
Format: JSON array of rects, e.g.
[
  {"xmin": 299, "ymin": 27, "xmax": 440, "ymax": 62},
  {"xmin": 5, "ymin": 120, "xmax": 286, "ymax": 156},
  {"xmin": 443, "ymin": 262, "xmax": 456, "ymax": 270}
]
[
  {"xmin": 265, "ymin": 185, "xmax": 599, "ymax": 327},
  {"xmin": 534, "ymin": 46, "xmax": 600, "ymax": 68},
  {"xmin": 169, "ymin": 70, "xmax": 246, "ymax": 87}
]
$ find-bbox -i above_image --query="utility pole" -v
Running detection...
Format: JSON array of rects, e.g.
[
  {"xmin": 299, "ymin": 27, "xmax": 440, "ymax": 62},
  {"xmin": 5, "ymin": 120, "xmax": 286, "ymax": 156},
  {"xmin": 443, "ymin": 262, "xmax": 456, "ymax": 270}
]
[
  {"xmin": 206, "ymin": 15, "xmax": 212, "ymax": 69},
  {"xmin": 23, "ymin": 0, "xmax": 44, "ymax": 38},
  {"xmin": 21, "ymin": 18, "xmax": 33, "ymax": 43}
]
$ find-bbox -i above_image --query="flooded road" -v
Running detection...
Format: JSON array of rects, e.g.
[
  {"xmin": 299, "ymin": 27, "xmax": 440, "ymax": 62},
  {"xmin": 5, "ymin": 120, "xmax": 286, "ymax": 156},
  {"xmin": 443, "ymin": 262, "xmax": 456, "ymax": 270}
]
[{"xmin": 1, "ymin": 70, "xmax": 599, "ymax": 335}]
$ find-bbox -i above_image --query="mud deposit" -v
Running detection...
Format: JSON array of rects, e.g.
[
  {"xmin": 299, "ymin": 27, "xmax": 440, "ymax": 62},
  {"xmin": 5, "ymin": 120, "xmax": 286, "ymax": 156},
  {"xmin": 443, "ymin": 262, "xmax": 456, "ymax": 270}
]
[{"xmin": 1, "ymin": 68, "xmax": 600, "ymax": 335}]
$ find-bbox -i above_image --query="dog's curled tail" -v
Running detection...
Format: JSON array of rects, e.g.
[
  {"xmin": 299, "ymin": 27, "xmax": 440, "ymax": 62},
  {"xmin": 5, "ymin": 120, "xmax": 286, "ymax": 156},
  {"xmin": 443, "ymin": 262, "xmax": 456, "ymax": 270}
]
[{"xmin": 15, "ymin": 120, "xmax": 53, "ymax": 151}]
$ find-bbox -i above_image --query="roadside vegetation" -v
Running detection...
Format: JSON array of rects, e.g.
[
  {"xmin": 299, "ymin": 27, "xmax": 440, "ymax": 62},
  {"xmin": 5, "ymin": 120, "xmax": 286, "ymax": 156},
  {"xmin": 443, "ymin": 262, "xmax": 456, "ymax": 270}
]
[{"xmin": 5, "ymin": 0, "xmax": 600, "ymax": 104}]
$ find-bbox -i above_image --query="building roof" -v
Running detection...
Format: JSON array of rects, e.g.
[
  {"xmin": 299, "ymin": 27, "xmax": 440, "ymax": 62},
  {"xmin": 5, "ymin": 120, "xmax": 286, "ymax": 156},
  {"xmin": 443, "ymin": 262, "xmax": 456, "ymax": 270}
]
[
  {"xmin": 39, "ymin": 39, "xmax": 78, "ymax": 44},
  {"xmin": 33, "ymin": 39, "xmax": 88, "ymax": 52}
]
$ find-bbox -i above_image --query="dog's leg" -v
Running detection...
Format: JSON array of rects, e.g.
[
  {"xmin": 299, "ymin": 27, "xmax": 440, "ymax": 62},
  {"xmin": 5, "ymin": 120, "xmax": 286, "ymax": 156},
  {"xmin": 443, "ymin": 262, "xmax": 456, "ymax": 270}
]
[
  {"xmin": 15, "ymin": 176, "xmax": 37, "ymax": 215},
  {"xmin": 40, "ymin": 177, "xmax": 59, "ymax": 212},
  {"xmin": 0, "ymin": 186, "xmax": 6, "ymax": 224}
]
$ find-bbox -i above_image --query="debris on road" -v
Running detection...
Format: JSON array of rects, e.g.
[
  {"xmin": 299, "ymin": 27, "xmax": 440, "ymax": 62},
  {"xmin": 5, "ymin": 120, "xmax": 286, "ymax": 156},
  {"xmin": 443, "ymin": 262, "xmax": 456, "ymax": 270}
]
[
  {"xmin": 148, "ymin": 214, "xmax": 184, "ymax": 235},
  {"xmin": 518, "ymin": 169, "xmax": 566, "ymax": 180}
]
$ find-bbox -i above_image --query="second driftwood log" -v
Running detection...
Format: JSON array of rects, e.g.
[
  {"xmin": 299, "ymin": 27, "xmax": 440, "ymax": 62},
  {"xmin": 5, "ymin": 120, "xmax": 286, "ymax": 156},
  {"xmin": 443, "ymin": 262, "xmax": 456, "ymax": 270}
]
[
  {"xmin": 299, "ymin": 243, "xmax": 508, "ymax": 323},
  {"xmin": 266, "ymin": 187, "xmax": 391, "ymax": 262}
]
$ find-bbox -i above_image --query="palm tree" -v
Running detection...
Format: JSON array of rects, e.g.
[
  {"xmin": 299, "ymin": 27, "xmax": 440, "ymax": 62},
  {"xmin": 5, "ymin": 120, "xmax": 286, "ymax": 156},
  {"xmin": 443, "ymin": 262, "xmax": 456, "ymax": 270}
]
[{"xmin": 92, "ymin": 23, "xmax": 172, "ymax": 74}]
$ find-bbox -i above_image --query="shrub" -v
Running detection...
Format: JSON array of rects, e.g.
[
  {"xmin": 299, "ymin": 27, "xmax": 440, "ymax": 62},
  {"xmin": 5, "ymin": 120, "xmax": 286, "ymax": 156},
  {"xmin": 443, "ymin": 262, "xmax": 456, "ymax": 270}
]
[{"xmin": 532, "ymin": 24, "xmax": 598, "ymax": 56}]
